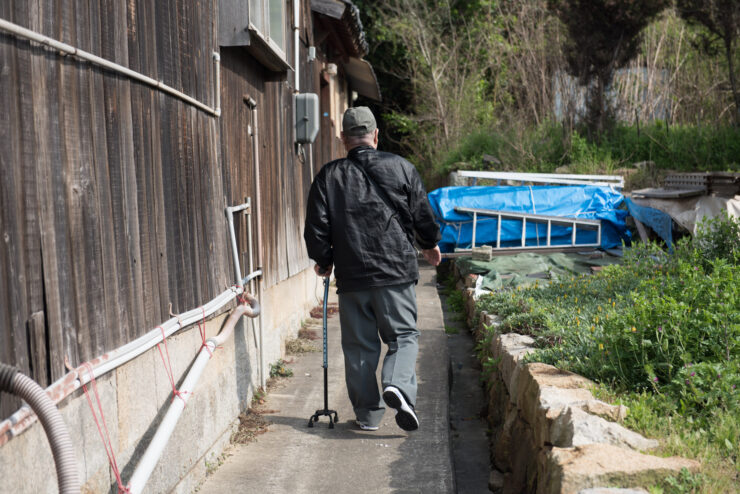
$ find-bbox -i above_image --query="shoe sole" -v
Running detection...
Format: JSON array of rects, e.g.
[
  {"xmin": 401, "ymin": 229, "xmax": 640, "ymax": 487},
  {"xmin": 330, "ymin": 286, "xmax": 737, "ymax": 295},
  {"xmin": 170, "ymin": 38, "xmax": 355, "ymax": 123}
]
[
  {"xmin": 355, "ymin": 420, "xmax": 379, "ymax": 431},
  {"xmin": 382, "ymin": 387, "xmax": 419, "ymax": 431}
]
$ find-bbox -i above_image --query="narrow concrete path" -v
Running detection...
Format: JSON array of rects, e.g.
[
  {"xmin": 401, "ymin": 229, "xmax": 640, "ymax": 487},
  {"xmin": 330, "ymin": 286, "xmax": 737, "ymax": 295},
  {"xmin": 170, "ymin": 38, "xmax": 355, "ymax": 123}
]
[{"xmin": 197, "ymin": 265, "xmax": 454, "ymax": 494}]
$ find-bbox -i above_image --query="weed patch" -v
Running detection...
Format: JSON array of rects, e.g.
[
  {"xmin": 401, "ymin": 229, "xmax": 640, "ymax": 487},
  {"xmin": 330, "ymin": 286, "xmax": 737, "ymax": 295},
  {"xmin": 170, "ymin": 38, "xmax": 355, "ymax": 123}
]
[
  {"xmin": 269, "ymin": 359, "xmax": 294, "ymax": 378},
  {"xmin": 473, "ymin": 215, "xmax": 740, "ymax": 491},
  {"xmin": 231, "ymin": 408, "xmax": 271, "ymax": 445}
]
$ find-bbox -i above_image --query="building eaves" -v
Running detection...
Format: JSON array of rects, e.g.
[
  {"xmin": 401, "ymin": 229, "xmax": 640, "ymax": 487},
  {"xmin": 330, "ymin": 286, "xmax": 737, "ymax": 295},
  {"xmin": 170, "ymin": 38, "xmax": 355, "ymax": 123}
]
[{"xmin": 311, "ymin": 0, "xmax": 368, "ymax": 58}]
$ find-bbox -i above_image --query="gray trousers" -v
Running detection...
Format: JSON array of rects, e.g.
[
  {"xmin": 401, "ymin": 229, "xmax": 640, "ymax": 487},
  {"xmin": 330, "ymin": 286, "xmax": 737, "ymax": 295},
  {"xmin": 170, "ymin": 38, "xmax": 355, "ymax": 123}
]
[{"xmin": 338, "ymin": 282, "xmax": 419, "ymax": 427}]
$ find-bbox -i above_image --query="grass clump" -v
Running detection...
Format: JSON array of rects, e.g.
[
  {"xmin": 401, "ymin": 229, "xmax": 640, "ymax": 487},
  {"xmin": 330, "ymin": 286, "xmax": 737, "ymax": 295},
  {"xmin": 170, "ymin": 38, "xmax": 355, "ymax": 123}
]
[{"xmin": 475, "ymin": 214, "xmax": 740, "ymax": 491}]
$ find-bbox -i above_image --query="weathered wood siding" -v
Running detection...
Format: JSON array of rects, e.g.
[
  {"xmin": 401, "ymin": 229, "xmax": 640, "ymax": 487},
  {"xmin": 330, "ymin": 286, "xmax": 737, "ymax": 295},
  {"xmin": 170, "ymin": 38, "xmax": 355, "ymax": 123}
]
[
  {"xmin": 0, "ymin": 0, "xmax": 228, "ymax": 411},
  {"xmin": 0, "ymin": 0, "xmax": 348, "ymax": 418}
]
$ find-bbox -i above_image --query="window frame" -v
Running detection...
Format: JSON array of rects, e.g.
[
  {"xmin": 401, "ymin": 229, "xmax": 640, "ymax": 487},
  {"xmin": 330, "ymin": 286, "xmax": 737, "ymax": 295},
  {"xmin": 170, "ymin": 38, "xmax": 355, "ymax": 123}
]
[{"xmin": 248, "ymin": 0, "xmax": 287, "ymax": 62}]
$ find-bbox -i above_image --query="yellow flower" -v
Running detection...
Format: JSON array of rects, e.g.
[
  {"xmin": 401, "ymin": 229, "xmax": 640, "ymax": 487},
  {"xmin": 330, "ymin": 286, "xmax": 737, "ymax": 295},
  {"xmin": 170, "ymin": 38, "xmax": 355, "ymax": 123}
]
[
  {"xmin": 595, "ymin": 316, "xmax": 599, "ymax": 323},
  {"xmin": 578, "ymin": 308, "xmax": 581, "ymax": 314},
  {"xmin": 590, "ymin": 325, "xmax": 595, "ymax": 332},
  {"xmin": 612, "ymin": 301, "xmax": 616, "ymax": 308},
  {"xmin": 631, "ymin": 326, "xmax": 637, "ymax": 332},
  {"xmin": 599, "ymin": 343, "xmax": 604, "ymax": 350},
  {"xmin": 576, "ymin": 319, "xmax": 580, "ymax": 326},
  {"xmin": 575, "ymin": 297, "xmax": 578, "ymax": 303},
  {"xmin": 598, "ymin": 305, "xmax": 602, "ymax": 312}
]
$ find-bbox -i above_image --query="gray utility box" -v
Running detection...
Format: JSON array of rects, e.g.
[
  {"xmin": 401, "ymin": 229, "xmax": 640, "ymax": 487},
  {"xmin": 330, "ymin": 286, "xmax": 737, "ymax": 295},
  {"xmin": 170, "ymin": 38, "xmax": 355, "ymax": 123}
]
[{"xmin": 295, "ymin": 93, "xmax": 319, "ymax": 144}]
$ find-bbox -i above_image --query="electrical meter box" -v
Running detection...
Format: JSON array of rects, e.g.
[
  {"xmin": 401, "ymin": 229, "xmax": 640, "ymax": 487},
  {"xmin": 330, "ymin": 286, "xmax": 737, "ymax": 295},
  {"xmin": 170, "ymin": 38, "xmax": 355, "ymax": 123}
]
[{"xmin": 295, "ymin": 93, "xmax": 319, "ymax": 144}]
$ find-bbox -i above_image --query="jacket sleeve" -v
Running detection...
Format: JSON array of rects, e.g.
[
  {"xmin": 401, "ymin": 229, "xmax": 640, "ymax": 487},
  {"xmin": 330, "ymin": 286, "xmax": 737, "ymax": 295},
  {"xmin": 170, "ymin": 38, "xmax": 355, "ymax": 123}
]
[
  {"xmin": 304, "ymin": 173, "xmax": 333, "ymax": 268},
  {"xmin": 408, "ymin": 167, "xmax": 441, "ymax": 250}
]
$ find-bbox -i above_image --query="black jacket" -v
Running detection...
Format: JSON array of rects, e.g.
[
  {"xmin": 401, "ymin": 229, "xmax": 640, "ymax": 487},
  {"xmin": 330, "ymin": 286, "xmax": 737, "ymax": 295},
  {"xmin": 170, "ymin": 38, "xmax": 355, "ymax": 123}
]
[{"xmin": 304, "ymin": 146, "xmax": 441, "ymax": 293}]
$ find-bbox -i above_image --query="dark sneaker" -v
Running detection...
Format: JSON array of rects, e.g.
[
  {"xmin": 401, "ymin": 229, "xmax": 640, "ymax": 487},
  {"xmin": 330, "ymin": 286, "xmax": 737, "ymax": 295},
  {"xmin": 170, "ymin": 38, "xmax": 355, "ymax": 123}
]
[
  {"xmin": 382, "ymin": 386, "xmax": 419, "ymax": 431},
  {"xmin": 355, "ymin": 420, "xmax": 379, "ymax": 431}
]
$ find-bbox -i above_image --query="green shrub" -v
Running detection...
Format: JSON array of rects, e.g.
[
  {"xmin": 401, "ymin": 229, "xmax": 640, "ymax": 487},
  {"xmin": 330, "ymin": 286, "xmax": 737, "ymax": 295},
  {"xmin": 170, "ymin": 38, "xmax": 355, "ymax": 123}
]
[
  {"xmin": 688, "ymin": 214, "xmax": 740, "ymax": 267},
  {"xmin": 475, "ymin": 214, "xmax": 740, "ymax": 481}
]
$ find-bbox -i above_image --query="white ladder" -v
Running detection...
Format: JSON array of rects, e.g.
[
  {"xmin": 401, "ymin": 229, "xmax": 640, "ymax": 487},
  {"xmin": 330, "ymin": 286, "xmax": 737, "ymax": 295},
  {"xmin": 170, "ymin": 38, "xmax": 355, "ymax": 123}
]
[{"xmin": 454, "ymin": 206, "xmax": 602, "ymax": 253}]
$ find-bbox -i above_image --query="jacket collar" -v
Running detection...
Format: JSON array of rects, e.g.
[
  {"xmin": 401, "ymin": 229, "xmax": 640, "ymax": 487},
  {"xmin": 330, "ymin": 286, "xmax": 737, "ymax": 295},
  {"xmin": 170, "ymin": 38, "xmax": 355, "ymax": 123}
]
[{"xmin": 347, "ymin": 145, "xmax": 375, "ymax": 160}]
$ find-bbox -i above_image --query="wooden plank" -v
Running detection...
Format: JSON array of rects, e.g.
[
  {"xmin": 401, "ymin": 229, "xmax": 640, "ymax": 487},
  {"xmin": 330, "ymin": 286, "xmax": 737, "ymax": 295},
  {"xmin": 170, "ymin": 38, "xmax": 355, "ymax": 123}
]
[
  {"xmin": 133, "ymin": 84, "xmax": 161, "ymax": 328},
  {"xmin": 31, "ymin": 0, "xmax": 78, "ymax": 380},
  {"xmin": 1, "ymin": 5, "xmax": 30, "ymax": 378},
  {"xmin": 189, "ymin": 109, "xmax": 204, "ymax": 305},
  {"xmin": 72, "ymin": 0, "xmax": 110, "ymax": 360},
  {"xmin": 88, "ymin": 0, "xmax": 123, "ymax": 351},
  {"xmin": 138, "ymin": 0, "xmax": 167, "ymax": 324},
  {"xmin": 27, "ymin": 311, "xmax": 48, "ymax": 386},
  {"xmin": 100, "ymin": 0, "xmax": 137, "ymax": 347},
  {"xmin": 15, "ymin": 4, "xmax": 45, "ymax": 379},
  {"xmin": 59, "ymin": 0, "xmax": 92, "ymax": 362},
  {"xmin": 0, "ymin": 2, "xmax": 26, "ymax": 417},
  {"xmin": 175, "ymin": 103, "xmax": 195, "ymax": 310},
  {"xmin": 633, "ymin": 217, "xmax": 651, "ymax": 243},
  {"xmin": 150, "ymin": 91, "xmax": 170, "ymax": 323},
  {"xmin": 128, "ymin": 2, "xmax": 159, "ymax": 336},
  {"xmin": 204, "ymin": 114, "xmax": 229, "ymax": 295},
  {"xmin": 114, "ymin": 0, "xmax": 145, "ymax": 342}
]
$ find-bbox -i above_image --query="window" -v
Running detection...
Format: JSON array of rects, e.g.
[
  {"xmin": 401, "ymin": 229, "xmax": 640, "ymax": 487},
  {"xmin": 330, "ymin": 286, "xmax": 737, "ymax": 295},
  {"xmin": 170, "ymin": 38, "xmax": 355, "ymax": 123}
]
[{"xmin": 249, "ymin": 0, "xmax": 286, "ymax": 56}]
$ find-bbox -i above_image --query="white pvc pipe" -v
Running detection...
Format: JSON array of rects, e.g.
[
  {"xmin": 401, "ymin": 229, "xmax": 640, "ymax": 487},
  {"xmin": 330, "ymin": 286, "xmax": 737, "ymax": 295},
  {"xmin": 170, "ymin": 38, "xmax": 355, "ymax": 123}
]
[
  {"xmin": 294, "ymin": 0, "xmax": 300, "ymax": 92},
  {"xmin": 457, "ymin": 170, "xmax": 624, "ymax": 188},
  {"xmin": 0, "ymin": 285, "xmax": 247, "ymax": 445},
  {"xmin": 213, "ymin": 52, "xmax": 221, "ymax": 117},
  {"xmin": 128, "ymin": 296, "xmax": 260, "ymax": 494},
  {"xmin": 247, "ymin": 210, "xmax": 254, "ymax": 293},
  {"xmin": 0, "ymin": 18, "xmax": 221, "ymax": 117},
  {"xmin": 227, "ymin": 201, "xmax": 251, "ymax": 288}
]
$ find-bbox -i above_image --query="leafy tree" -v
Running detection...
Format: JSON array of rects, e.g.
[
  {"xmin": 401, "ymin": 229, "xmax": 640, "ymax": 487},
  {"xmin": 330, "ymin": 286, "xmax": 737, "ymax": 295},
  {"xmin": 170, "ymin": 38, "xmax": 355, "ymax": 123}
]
[
  {"xmin": 353, "ymin": 0, "xmax": 505, "ymax": 185},
  {"xmin": 676, "ymin": 0, "xmax": 740, "ymax": 125},
  {"xmin": 547, "ymin": 0, "xmax": 670, "ymax": 136}
]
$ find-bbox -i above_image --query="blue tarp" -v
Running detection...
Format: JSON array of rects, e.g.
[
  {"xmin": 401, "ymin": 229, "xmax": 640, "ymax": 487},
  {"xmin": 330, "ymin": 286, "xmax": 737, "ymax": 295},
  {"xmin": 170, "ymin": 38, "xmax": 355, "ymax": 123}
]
[
  {"xmin": 427, "ymin": 185, "xmax": 630, "ymax": 252},
  {"xmin": 624, "ymin": 197, "xmax": 673, "ymax": 248}
]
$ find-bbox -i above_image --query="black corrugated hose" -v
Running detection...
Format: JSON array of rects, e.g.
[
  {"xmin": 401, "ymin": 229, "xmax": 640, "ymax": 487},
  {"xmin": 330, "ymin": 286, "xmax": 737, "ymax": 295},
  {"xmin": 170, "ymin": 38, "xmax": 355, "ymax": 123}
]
[{"xmin": 0, "ymin": 363, "xmax": 79, "ymax": 493}]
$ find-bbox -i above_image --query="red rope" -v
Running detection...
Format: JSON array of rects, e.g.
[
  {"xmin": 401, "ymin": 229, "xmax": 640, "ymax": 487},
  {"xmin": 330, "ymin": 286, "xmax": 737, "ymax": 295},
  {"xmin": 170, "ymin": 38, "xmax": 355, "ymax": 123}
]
[
  {"xmin": 155, "ymin": 327, "xmax": 189, "ymax": 405},
  {"xmin": 80, "ymin": 362, "xmax": 130, "ymax": 494},
  {"xmin": 197, "ymin": 307, "xmax": 214, "ymax": 356}
]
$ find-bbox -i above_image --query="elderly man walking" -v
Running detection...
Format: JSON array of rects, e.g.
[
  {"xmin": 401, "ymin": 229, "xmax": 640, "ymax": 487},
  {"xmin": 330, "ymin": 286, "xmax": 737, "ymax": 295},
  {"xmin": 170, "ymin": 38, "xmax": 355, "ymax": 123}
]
[{"xmin": 304, "ymin": 106, "xmax": 441, "ymax": 432}]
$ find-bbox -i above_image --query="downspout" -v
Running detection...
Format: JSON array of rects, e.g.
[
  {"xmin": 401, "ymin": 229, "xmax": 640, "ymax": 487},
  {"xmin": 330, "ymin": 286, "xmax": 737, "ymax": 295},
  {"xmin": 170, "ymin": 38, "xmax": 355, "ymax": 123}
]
[
  {"xmin": 244, "ymin": 95, "xmax": 266, "ymax": 390},
  {"xmin": 127, "ymin": 295, "xmax": 261, "ymax": 494},
  {"xmin": 0, "ymin": 364, "xmax": 79, "ymax": 494},
  {"xmin": 226, "ymin": 200, "xmax": 264, "ymax": 386}
]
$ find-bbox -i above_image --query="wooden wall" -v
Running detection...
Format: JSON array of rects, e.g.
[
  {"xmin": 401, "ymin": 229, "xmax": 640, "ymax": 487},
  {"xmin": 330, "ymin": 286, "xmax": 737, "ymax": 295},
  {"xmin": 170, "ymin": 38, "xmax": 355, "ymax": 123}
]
[{"xmin": 0, "ymin": 0, "xmax": 350, "ymax": 418}]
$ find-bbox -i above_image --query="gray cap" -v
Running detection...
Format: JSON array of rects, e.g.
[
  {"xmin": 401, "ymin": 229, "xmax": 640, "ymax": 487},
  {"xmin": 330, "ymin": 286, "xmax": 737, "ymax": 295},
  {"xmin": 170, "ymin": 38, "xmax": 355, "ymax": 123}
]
[{"xmin": 342, "ymin": 106, "xmax": 377, "ymax": 136}]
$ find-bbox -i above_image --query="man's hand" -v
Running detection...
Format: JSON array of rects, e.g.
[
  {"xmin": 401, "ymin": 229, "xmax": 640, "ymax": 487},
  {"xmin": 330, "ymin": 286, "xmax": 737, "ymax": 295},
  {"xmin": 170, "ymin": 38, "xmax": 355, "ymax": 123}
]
[
  {"xmin": 314, "ymin": 264, "xmax": 333, "ymax": 277},
  {"xmin": 421, "ymin": 246, "xmax": 442, "ymax": 266}
]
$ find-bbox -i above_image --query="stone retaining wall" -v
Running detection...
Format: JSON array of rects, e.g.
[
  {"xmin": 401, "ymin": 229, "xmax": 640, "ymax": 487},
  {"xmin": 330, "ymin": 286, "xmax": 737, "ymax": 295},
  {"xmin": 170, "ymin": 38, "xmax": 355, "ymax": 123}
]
[{"xmin": 453, "ymin": 266, "xmax": 698, "ymax": 494}]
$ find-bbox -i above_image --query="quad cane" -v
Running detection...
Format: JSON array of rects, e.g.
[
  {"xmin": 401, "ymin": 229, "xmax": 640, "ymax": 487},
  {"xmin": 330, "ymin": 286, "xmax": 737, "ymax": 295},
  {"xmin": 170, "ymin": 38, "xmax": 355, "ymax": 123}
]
[{"xmin": 308, "ymin": 270, "xmax": 339, "ymax": 428}]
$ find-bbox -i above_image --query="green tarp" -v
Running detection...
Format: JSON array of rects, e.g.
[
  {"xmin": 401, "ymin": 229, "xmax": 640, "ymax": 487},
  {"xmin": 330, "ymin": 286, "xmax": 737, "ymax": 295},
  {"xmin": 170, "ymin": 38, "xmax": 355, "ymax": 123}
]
[{"xmin": 454, "ymin": 252, "xmax": 621, "ymax": 292}]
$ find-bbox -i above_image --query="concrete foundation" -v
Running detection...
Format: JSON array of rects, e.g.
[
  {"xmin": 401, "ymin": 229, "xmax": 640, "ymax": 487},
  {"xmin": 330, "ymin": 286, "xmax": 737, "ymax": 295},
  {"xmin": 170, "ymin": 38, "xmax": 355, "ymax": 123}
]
[{"xmin": 0, "ymin": 268, "xmax": 318, "ymax": 494}]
